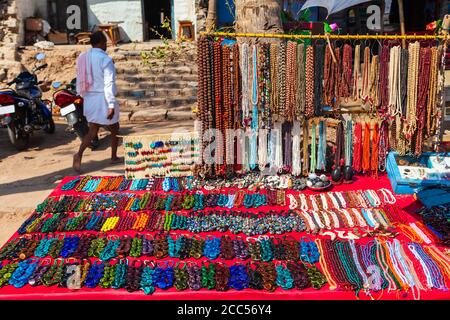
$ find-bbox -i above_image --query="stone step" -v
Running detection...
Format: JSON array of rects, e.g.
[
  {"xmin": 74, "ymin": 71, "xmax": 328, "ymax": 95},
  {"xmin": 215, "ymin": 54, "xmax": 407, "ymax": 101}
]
[
  {"xmin": 117, "ymin": 86, "xmax": 197, "ymax": 98},
  {"xmin": 117, "ymin": 73, "xmax": 197, "ymax": 82},
  {"xmin": 116, "ymin": 64, "xmax": 196, "ymax": 75},
  {"xmin": 118, "ymin": 96, "xmax": 197, "ymax": 109},
  {"xmin": 116, "ymin": 79, "xmax": 197, "ymax": 90},
  {"xmin": 116, "ymin": 59, "xmax": 192, "ymax": 68},
  {"xmin": 129, "ymin": 109, "xmax": 194, "ymax": 122}
]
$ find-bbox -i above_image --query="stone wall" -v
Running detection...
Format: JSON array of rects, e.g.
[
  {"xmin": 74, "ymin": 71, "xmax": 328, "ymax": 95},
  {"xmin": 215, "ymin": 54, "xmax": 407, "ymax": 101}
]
[
  {"xmin": 0, "ymin": 0, "xmax": 21, "ymax": 82},
  {"xmin": 195, "ymin": 0, "xmax": 208, "ymax": 34}
]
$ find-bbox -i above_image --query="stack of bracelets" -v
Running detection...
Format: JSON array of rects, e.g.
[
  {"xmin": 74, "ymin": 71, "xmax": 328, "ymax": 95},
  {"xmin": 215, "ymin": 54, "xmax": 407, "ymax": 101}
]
[{"xmin": 1, "ymin": 175, "xmax": 449, "ymax": 298}]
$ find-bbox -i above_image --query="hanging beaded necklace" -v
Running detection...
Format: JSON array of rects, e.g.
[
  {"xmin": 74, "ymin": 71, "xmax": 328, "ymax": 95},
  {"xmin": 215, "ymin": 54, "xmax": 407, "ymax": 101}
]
[
  {"xmin": 313, "ymin": 43, "xmax": 325, "ymax": 116},
  {"xmin": 404, "ymin": 41, "xmax": 420, "ymax": 151},
  {"xmin": 414, "ymin": 47, "xmax": 432, "ymax": 155},
  {"xmin": 379, "ymin": 44, "xmax": 390, "ymax": 112},
  {"xmin": 309, "ymin": 121, "xmax": 317, "ymax": 173},
  {"xmin": 305, "ymin": 45, "xmax": 314, "ymax": 118},
  {"xmin": 296, "ymin": 43, "xmax": 306, "ymax": 118},
  {"xmin": 232, "ymin": 43, "xmax": 241, "ymax": 131},
  {"xmin": 249, "ymin": 45, "xmax": 259, "ymax": 171},
  {"xmin": 269, "ymin": 43, "xmax": 279, "ymax": 116},
  {"xmin": 241, "ymin": 43, "xmax": 250, "ymax": 126},
  {"xmin": 340, "ymin": 44, "xmax": 353, "ymax": 102},
  {"xmin": 277, "ymin": 42, "xmax": 287, "ymax": 119},
  {"xmin": 361, "ymin": 121, "xmax": 371, "ymax": 173},
  {"xmin": 426, "ymin": 47, "xmax": 439, "ymax": 136},
  {"xmin": 285, "ymin": 41, "xmax": 297, "ymax": 121},
  {"xmin": 370, "ymin": 121, "xmax": 379, "ymax": 178},
  {"xmin": 361, "ymin": 46, "xmax": 371, "ymax": 102},
  {"xmin": 352, "ymin": 44, "xmax": 361, "ymax": 101},
  {"xmin": 316, "ymin": 120, "xmax": 326, "ymax": 171},
  {"xmin": 292, "ymin": 121, "xmax": 302, "ymax": 176}
]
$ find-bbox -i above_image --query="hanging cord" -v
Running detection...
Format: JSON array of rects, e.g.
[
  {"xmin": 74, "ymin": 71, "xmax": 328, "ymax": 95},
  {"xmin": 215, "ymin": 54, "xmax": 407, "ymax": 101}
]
[
  {"xmin": 361, "ymin": 46, "xmax": 371, "ymax": 102},
  {"xmin": 283, "ymin": 122, "xmax": 293, "ymax": 172},
  {"xmin": 378, "ymin": 120, "xmax": 389, "ymax": 172},
  {"xmin": 352, "ymin": 44, "xmax": 361, "ymax": 101},
  {"xmin": 333, "ymin": 47, "xmax": 342, "ymax": 109},
  {"xmin": 273, "ymin": 121, "xmax": 283, "ymax": 172},
  {"xmin": 345, "ymin": 120, "xmax": 353, "ymax": 167},
  {"xmin": 310, "ymin": 121, "xmax": 317, "ymax": 173},
  {"xmin": 362, "ymin": 121, "xmax": 371, "ymax": 173},
  {"xmin": 370, "ymin": 121, "xmax": 379, "ymax": 178},
  {"xmin": 314, "ymin": 43, "xmax": 325, "ymax": 116},
  {"xmin": 292, "ymin": 121, "xmax": 302, "ymax": 176},
  {"xmin": 317, "ymin": 120, "xmax": 327, "ymax": 171},
  {"xmin": 353, "ymin": 121, "xmax": 362, "ymax": 172},
  {"xmin": 335, "ymin": 121, "xmax": 344, "ymax": 170},
  {"xmin": 323, "ymin": 43, "xmax": 335, "ymax": 107},
  {"xmin": 368, "ymin": 55, "xmax": 380, "ymax": 111},
  {"xmin": 302, "ymin": 121, "xmax": 310, "ymax": 176}
]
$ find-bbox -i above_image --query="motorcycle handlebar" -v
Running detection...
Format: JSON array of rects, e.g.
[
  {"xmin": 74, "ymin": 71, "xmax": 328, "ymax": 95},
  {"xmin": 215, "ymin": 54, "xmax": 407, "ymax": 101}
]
[{"xmin": 33, "ymin": 64, "xmax": 48, "ymax": 73}]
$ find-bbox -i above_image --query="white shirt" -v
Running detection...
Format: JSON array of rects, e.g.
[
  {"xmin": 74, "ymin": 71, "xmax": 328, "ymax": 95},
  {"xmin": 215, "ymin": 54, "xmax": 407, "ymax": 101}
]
[{"xmin": 77, "ymin": 48, "xmax": 119, "ymax": 125}]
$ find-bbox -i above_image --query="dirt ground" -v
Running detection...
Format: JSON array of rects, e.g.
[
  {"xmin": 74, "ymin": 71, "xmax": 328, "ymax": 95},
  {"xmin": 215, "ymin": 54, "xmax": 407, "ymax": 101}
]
[{"xmin": 0, "ymin": 119, "xmax": 193, "ymax": 246}]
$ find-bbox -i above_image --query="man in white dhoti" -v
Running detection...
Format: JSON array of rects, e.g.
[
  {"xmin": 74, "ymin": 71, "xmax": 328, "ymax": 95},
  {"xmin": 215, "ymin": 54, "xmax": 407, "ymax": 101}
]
[{"xmin": 73, "ymin": 31, "xmax": 121, "ymax": 173}]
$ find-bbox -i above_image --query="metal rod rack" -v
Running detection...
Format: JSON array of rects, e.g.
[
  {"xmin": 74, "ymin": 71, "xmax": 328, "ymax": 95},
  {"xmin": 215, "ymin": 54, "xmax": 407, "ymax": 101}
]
[{"xmin": 200, "ymin": 31, "xmax": 447, "ymax": 40}]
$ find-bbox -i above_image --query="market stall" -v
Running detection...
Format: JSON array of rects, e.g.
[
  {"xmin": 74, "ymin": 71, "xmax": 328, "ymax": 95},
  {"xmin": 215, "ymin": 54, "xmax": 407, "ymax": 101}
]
[{"xmin": 0, "ymin": 32, "xmax": 449, "ymax": 300}]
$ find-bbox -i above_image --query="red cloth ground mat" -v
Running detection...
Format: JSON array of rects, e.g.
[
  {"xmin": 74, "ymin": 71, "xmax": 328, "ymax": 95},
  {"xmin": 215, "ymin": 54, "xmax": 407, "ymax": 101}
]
[{"xmin": 0, "ymin": 175, "xmax": 449, "ymax": 300}]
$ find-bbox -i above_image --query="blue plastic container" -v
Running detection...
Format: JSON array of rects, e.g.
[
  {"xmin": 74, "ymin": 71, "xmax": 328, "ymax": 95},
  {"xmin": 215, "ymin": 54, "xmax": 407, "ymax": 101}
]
[{"xmin": 386, "ymin": 151, "xmax": 450, "ymax": 194}]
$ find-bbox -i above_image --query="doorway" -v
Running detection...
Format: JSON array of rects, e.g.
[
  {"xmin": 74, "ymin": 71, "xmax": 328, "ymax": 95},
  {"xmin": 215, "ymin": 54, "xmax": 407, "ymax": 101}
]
[{"xmin": 142, "ymin": 0, "xmax": 172, "ymax": 40}]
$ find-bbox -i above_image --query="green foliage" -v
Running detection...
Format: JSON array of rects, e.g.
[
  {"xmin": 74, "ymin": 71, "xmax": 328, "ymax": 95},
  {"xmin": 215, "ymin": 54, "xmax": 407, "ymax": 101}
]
[{"xmin": 141, "ymin": 17, "xmax": 188, "ymax": 68}]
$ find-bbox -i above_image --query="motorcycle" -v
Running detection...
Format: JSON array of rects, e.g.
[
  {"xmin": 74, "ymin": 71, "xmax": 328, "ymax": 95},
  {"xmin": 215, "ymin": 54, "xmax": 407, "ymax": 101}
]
[
  {"xmin": 52, "ymin": 79, "xmax": 99, "ymax": 149},
  {"xmin": 0, "ymin": 53, "xmax": 54, "ymax": 150}
]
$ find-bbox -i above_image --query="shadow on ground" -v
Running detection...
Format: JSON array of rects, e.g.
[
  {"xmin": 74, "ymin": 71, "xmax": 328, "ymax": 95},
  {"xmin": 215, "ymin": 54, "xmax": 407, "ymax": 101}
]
[{"xmin": 0, "ymin": 157, "xmax": 123, "ymax": 197}]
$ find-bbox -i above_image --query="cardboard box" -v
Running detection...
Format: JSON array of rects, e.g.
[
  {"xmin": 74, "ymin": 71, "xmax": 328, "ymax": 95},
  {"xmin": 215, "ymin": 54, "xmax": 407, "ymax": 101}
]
[{"xmin": 48, "ymin": 32, "xmax": 68, "ymax": 45}]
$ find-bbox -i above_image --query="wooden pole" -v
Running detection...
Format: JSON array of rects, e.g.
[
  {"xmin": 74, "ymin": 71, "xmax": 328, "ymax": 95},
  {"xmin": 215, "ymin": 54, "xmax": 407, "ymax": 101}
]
[
  {"xmin": 206, "ymin": 0, "xmax": 217, "ymax": 33},
  {"xmin": 397, "ymin": 0, "xmax": 406, "ymax": 48}
]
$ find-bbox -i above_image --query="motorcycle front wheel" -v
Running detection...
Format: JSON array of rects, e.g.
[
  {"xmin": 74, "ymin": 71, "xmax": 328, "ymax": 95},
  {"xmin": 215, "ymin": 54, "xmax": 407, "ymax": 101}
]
[{"xmin": 7, "ymin": 123, "xmax": 29, "ymax": 151}]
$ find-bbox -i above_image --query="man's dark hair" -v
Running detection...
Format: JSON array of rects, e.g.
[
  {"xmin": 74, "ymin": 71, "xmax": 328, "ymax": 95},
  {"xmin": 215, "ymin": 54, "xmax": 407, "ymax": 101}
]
[{"xmin": 90, "ymin": 31, "xmax": 107, "ymax": 46}]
